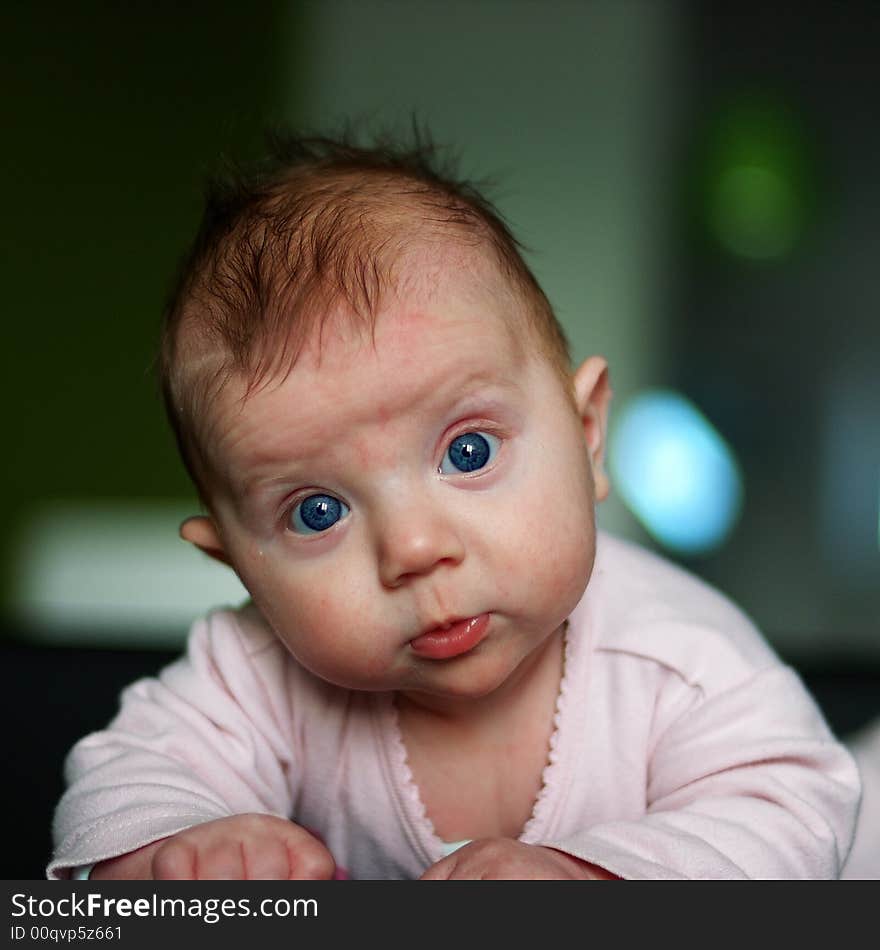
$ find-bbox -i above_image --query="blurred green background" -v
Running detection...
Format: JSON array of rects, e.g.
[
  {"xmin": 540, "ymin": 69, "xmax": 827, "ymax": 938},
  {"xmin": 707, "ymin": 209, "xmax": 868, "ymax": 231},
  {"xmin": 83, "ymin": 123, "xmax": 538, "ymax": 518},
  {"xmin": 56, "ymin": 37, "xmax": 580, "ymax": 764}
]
[
  {"xmin": 3, "ymin": 2, "xmax": 291, "ymax": 636},
  {"xmin": 3, "ymin": 2, "xmax": 288, "ymax": 506},
  {"xmin": 3, "ymin": 0, "xmax": 878, "ymax": 661}
]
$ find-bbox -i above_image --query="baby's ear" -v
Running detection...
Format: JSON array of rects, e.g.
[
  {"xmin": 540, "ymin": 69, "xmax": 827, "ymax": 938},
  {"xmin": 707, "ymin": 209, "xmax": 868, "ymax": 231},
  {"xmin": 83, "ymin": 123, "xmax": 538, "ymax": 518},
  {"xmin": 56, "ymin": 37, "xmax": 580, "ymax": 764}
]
[
  {"xmin": 572, "ymin": 356, "xmax": 612, "ymax": 502},
  {"xmin": 180, "ymin": 516, "xmax": 233, "ymax": 567}
]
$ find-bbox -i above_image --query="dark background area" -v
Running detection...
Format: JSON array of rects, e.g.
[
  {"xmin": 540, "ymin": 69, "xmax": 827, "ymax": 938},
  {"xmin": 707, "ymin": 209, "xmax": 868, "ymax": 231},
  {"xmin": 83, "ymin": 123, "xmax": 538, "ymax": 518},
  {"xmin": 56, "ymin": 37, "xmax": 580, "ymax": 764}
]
[{"xmin": 673, "ymin": 2, "xmax": 880, "ymax": 654}]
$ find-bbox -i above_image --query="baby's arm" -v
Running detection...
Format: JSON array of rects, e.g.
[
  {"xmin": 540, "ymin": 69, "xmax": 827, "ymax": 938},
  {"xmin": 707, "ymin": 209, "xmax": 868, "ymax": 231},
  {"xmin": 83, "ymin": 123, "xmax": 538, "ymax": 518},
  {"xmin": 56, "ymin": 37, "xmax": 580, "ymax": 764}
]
[
  {"xmin": 89, "ymin": 815, "xmax": 334, "ymax": 880},
  {"xmin": 540, "ymin": 664, "xmax": 859, "ymax": 879},
  {"xmin": 48, "ymin": 610, "xmax": 311, "ymax": 879}
]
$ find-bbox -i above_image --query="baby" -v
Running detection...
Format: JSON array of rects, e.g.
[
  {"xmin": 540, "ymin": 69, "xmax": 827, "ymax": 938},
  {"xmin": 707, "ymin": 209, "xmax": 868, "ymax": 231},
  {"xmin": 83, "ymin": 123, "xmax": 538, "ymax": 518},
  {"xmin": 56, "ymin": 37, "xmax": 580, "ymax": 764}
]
[{"xmin": 48, "ymin": 132, "xmax": 859, "ymax": 880}]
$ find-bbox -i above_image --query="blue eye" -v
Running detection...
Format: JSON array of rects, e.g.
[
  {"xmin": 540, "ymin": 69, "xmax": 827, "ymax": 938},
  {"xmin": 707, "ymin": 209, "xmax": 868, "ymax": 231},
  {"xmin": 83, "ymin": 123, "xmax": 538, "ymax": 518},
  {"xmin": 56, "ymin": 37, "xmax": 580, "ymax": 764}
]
[
  {"xmin": 440, "ymin": 431, "xmax": 500, "ymax": 474},
  {"xmin": 290, "ymin": 494, "xmax": 350, "ymax": 535}
]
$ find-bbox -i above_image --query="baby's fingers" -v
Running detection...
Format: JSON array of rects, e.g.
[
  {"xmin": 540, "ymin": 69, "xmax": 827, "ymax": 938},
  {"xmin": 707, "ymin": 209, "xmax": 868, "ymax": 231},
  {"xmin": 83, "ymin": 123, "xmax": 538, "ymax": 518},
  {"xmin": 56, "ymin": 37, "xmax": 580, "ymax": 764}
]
[
  {"xmin": 154, "ymin": 837, "xmax": 264, "ymax": 880},
  {"xmin": 151, "ymin": 814, "xmax": 336, "ymax": 880},
  {"xmin": 274, "ymin": 825, "xmax": 336, "ymax": 880},
  {"xmin": 419, "ymin": 854, "xmax": 457, "ymax": 880},
  {"xmin": 151, "ymin": 838, "xmax": 202, "ymax": 880},
  {"xmin": 152, "ymin": 832, "xmax": 276, "ymax": 879},
  {"xmin": 153, "ymin": 835, "xmax": 295, "ymax": 880},
  {"xmin": 240, "ymin": 839, "xmax": 296, "ymax": 880}
]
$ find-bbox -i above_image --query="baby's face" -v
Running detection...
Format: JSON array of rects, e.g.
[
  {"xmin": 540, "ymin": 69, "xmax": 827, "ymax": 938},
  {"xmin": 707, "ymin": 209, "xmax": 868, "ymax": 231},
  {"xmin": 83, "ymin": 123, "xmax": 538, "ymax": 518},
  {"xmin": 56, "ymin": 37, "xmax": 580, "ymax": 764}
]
[{"xmin": 189, "ymin": 267, "xmax": 608, "ymax": 705}]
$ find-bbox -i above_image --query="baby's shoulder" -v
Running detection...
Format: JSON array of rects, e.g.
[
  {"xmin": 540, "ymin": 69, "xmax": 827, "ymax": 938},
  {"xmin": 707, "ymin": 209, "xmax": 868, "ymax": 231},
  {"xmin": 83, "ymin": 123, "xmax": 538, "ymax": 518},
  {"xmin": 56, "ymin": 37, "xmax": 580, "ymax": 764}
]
[
  {"xmin": 586, "ymin": 532, "xmax": 781, "ymax": 693},
  {"xmin": 186, "ymin": 601, "xmax": 285, "ymax": 663},
  {"xmin": 181, "ymin": 601, "xmax": 342, "ymax": 705}
]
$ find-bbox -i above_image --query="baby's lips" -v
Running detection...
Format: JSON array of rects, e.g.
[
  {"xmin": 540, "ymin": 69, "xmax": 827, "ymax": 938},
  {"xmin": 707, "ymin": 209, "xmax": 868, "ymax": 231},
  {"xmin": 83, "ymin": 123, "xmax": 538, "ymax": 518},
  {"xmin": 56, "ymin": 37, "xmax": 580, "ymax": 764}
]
[{"xmin": 409, "ymin": 613, "xmax": 490, "ymax": 660}]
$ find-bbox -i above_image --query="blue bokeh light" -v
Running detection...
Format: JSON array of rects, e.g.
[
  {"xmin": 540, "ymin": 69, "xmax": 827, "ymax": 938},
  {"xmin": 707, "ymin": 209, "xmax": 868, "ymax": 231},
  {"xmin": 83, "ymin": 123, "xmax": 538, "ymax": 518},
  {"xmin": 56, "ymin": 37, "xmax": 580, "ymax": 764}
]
[{"xmin": 609, "ymin": 390, "xmax": 743, "ymax": 555}]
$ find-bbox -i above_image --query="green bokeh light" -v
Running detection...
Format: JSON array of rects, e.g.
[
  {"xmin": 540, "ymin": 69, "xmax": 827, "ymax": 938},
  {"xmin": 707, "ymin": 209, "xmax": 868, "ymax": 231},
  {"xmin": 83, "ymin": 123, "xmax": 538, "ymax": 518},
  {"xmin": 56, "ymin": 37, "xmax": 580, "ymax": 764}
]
[
  {"xmin": 700, "ymin": 96, "xmax": 817, "ymax": 261},
  {"xmin": 711, "ymin": 163, "xmax": 800, "ymax": 259}
]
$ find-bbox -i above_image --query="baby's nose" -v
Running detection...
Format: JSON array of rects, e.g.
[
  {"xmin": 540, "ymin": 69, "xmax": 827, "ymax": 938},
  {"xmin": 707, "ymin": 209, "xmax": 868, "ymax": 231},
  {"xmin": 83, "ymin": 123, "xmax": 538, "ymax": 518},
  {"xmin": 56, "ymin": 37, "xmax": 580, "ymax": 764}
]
[{"xmin": 376, "ymin": 508, "xmax": 465, "ymax": 588}]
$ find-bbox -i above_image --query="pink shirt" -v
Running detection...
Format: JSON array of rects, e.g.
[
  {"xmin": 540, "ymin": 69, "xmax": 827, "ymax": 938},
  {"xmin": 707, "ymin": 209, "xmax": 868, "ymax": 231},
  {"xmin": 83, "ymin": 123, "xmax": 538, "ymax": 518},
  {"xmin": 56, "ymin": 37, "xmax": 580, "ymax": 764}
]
[
  {"xmin": 48, "ymin": 533, "xmax": 859, "ymax": 879},
  {"xmin": 841, "ymin": 719, "xmax": 880, "ymax": 879}
]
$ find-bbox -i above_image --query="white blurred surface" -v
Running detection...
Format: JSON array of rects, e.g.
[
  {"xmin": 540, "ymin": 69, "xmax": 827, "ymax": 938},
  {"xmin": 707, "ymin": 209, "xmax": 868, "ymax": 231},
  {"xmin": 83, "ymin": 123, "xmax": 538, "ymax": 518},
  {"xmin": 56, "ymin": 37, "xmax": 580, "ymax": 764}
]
[{"xmin": 11, "ymin": 501, "xmax": 248, "ymax": 646}]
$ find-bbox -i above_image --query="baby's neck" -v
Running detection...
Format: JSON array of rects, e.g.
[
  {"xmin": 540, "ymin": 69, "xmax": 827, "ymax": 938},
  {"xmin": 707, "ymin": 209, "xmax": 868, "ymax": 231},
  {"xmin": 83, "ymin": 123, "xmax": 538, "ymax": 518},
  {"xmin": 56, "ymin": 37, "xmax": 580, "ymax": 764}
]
[{"xmin": 394, "ymin": 623, "xmax": 567, "ymax": 843}]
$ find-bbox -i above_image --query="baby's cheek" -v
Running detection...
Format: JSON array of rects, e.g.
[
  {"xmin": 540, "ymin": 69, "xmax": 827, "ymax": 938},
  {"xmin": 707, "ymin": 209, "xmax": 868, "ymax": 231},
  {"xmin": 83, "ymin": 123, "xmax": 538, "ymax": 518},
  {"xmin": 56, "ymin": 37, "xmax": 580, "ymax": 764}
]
[
  {"xmin": 536, "ymin": 538, "xmax": 592, "ymax": 611},
  {"xmin": 286, "ymin": 589, "xmax": 357, "ymax": 649},
  {"xmin": 505, "ymin": 496, "xmax": 595, "ymax": 614},
  {"xmin": 281, "ymin": 585, "xmax": 390, "ymax": 687}
]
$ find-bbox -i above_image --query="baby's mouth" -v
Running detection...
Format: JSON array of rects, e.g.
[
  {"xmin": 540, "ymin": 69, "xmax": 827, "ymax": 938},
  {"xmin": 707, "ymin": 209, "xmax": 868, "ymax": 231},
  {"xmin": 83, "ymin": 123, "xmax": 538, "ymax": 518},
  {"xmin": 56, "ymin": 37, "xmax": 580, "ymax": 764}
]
[{"xmin": 409, "ymin": 614, "xmax": 490, "ymax": 660}]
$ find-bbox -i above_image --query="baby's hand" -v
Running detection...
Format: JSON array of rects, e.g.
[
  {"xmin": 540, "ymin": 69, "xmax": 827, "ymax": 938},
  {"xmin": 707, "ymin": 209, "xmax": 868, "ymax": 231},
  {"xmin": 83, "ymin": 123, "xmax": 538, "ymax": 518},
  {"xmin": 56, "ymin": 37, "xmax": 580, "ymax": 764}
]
[
  {"xmin": 89, "ymin": 814, "xmax": 336, "ymax": 880},
  {"xmin": 419, "ymin": 839, "xmax": 617, "ymax": 881}
]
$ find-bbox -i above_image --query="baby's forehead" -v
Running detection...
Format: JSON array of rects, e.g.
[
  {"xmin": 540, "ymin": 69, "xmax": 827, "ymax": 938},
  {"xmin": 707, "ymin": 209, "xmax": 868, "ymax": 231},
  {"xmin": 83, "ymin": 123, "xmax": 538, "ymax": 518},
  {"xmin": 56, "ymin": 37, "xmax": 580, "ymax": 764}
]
[{"xmin": 198, "ymin": 293, "xmax": 537, "ymax": 488}]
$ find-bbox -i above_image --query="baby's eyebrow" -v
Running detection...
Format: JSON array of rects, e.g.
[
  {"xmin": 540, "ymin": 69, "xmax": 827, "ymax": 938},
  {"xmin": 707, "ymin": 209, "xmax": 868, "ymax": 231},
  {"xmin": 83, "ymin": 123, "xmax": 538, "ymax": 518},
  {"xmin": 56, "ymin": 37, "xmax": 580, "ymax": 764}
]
[
  {"xmin": 441, "ymin": 365, "xmax": 524, "ymax": 404},
  {"xmin": 228, "ymin": 440, "xmax": 313, "ymax": 500}
]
